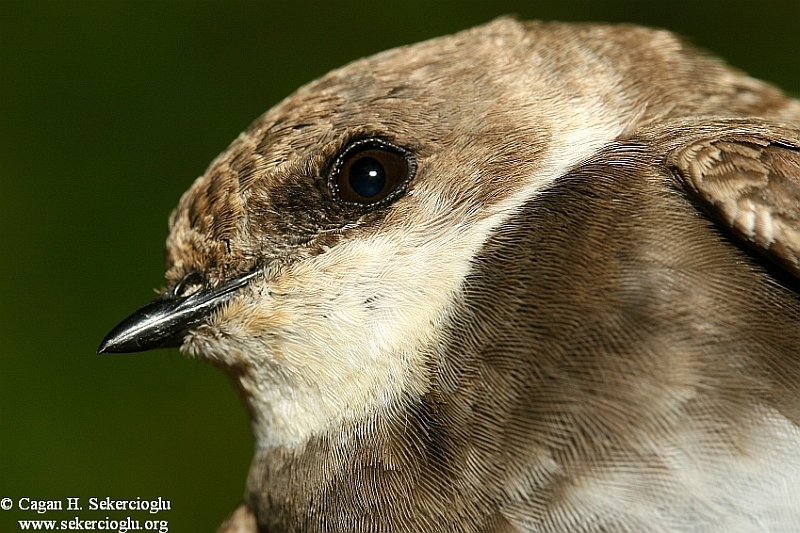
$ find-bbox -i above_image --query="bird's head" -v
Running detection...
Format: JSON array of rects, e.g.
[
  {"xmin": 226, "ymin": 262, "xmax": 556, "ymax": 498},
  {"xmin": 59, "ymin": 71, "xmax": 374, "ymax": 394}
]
[{"xmin": 98, "ymin": 18, "xmax": 714, "ymax": 449}]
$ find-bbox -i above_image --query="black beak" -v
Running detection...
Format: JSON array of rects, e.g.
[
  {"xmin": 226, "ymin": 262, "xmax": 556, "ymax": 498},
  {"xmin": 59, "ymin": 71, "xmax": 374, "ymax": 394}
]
[{"xmin": 97, "ymin": 269, "xmax": 260, "ymax": 354}]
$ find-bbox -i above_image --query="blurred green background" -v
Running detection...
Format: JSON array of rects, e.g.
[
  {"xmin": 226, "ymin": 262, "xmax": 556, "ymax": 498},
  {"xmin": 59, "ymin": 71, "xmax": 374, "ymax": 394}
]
[{"xmin": 1, "ymin": 1, "xmax": 798, "ymax": 531}]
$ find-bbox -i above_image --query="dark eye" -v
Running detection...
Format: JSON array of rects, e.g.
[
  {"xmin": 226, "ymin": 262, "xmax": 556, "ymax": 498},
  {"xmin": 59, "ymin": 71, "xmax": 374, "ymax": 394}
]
[{"xmin": 330, "ymin": 138, "xmax": 416, "ymax": 206}]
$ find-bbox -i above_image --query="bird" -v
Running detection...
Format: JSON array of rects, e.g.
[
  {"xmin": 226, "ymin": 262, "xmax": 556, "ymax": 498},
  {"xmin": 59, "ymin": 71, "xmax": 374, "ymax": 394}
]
[{"xmin": 98, "ymin": 18, "xmax": 800, "ymax": 533}]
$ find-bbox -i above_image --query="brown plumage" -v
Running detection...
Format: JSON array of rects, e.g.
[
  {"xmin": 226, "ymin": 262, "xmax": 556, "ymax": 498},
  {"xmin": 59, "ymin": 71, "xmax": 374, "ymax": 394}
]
[{"xmin": 100, "ymin": 19, "xmax": 800, "ymax": 532}]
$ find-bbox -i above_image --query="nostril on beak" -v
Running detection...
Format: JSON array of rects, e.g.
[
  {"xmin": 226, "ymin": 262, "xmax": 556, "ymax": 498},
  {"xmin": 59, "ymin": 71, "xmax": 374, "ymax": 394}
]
[{"xmin": 172, "ymin": 270, "xmax": 206, "ymax": 298}]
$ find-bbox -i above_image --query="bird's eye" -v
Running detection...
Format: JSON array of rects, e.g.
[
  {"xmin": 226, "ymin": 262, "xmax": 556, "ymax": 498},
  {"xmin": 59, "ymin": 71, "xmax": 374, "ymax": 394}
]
[{"xmin": 330, "ymin": 138, "xmax": 416, "ymax": 206}]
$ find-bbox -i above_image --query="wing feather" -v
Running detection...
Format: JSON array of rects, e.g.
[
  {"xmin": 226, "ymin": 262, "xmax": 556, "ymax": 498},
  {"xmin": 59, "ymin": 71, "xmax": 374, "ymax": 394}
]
[{"xmin": 673, "ymin": 131, "xmax": 800, "ymax": 277}]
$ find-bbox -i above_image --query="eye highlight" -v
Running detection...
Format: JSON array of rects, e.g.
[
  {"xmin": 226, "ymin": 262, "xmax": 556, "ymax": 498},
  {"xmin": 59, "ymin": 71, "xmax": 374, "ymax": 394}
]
[{"xmin": 329, "ymin": 138, "xmax": 416, "ymax": 206}]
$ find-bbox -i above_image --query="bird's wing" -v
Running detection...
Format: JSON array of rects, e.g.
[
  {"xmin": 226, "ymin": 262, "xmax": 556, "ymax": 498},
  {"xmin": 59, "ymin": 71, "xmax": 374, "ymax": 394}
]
[
  {"xmin": 216, "ymin": 503, "xmax": 258, "ymax": 533},
  {"xmin": 670, "ymin": 127, "xmax": 800, "ymax": 277}
]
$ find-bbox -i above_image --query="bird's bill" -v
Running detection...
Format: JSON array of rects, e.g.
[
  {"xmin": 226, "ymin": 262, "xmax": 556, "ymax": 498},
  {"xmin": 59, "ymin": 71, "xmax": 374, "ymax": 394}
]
[{"xmin": 97, "ymin": 269, "xmax": 260, "ymax": 354}]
